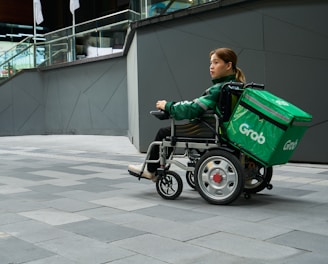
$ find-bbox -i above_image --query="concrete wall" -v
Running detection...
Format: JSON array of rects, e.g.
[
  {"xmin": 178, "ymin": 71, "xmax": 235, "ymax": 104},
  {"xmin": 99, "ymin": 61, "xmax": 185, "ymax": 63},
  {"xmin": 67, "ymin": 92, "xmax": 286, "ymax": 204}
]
[
  {"xmin": 0, "ymin": 56, "xmax": 128, "ymax": 136},
  {"xmin": 0, "ymin": 71, "xmax": 45, "ymax": 135},
  {"xmin": 127, "ymin": 35, "xmax": 140, "ymax": 149},
  {"xmin": 43, "ymin": 57, "xmax": 128, "ymax": 135},
  {"xmin": 130, "ymin": 0, "xmax": 328, "ymax": 163}
]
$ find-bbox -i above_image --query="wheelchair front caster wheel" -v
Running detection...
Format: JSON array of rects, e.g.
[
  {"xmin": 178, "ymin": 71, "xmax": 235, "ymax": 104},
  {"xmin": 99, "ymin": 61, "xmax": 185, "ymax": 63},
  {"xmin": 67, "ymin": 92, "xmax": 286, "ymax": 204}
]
[
  {"xmin": 186, "ymin": 171, "xmax": 196, "ymax": 189},
  {"xmin": 156, "ymin": 170, "xmax": 183, "ymax": 200},
  {"xmin": 244, "ymin": 192, "xmax": 251, "ymax": 200}
]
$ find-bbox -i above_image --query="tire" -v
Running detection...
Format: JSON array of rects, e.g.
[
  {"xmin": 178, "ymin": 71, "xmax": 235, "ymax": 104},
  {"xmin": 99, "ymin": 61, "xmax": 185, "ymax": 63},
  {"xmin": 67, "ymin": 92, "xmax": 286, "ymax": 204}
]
[
  {"xmin": 244, "ymin": 162, "xmax": 273, "ymax": 194},
  {"xmin": 186, "ymin": 171, "xmax": 196, "ymax": 189},
  {"xmin": 194, "ymin": 150, "xmax": 244, "ymax": 205},
  {"xmin": 156, "ymin": 170, "xmax": 183, "ymax": 200}
]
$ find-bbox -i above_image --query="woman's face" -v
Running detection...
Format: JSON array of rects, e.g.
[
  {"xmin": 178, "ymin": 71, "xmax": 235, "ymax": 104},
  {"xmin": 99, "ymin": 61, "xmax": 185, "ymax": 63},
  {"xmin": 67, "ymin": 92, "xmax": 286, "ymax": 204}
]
[{"xmin": 209, "ymin": 53, "xmax": 233, "ymax": 79}]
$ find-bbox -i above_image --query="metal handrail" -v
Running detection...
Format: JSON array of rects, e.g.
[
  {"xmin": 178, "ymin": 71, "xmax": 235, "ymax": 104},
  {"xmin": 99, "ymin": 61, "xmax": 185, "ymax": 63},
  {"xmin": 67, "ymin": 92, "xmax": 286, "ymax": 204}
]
[{"xmin": 0, "ymin": 44, "xmax": 33, "ymax": 69}]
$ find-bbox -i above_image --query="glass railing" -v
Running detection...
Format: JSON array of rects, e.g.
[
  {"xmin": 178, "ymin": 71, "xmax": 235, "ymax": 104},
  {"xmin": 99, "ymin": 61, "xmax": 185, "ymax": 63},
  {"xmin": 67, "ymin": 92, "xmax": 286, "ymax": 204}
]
[
  {"xmin": 0, "ymin": 1, "xmax": 217, "ymax": 81},
  {"xmin": 139, "ymin": 0, "xmax": 216, "ymax": 18},
  {"xmin": 0, "ymin": 9, "xmax": 140, "ymax": 80},
  {"xmin": 38, "ymin": 9, "xmax": 140, "ymax": 67},
  {"xmin": 0, "ymin": 36, "xmax": 37, "ymax": 80}
]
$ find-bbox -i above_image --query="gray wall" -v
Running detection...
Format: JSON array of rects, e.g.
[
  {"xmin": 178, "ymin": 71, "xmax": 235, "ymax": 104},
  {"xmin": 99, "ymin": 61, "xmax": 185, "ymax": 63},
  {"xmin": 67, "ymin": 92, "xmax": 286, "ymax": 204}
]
[
  {"xmin": 0, "ymin": 56, "xmax": 128, "ymax": 136},
  {"xmin": 44, "ymin": 57, "xmax": 128, "ymax": 135},
  {"xmin": 0, "ymin": 71, "xmax": 45, "ymax": 135},
  {"xmin": 130, "ymin": 0, "xmax": 328, "ymax": 163}
]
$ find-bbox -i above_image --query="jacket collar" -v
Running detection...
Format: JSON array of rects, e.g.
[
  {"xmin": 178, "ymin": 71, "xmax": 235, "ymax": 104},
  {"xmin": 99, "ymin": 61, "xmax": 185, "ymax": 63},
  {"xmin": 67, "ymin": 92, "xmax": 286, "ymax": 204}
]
[{"xmin": 212, "ymin": 75, "xmax": 236, "ymax": 84}]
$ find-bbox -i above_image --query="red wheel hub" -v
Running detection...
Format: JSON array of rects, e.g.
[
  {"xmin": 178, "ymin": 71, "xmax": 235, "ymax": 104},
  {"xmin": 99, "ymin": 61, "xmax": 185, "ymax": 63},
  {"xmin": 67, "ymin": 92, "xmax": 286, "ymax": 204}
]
[{"xmin": 213, "ymin": 173, "xmax": 223, "ymax": 183}]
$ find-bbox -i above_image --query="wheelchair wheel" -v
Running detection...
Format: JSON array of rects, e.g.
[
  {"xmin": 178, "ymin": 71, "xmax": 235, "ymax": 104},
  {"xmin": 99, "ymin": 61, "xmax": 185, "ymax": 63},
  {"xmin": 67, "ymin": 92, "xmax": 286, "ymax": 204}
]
[
  {"xmin": 244, "ymin": 162, "xmax": 273, "ymax": 194},
  {"xmin": 156, "ymin": 170, "xmax": 183, "ymax": 200},
  {"xmin": 194, "ymin": 150, "xmax": 244, "ymax": 205},
  {"xmin": 186, "ymin": 171, "xmax": 196, "ymax": 189}
]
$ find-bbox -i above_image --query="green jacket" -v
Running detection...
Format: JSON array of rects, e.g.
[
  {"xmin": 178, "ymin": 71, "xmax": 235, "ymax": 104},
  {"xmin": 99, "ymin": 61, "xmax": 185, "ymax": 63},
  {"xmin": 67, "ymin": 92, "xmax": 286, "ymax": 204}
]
[{"xmin": 165, "ymin": 75, "xmax": 237, "ymax": 120}]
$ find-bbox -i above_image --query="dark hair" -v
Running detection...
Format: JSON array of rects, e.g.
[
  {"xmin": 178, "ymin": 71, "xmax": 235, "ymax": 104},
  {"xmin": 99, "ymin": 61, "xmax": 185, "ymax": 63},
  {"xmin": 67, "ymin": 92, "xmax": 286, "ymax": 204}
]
[{"xmin": 210, "ymin": 48, "xmax": 246, "ymax": 83}]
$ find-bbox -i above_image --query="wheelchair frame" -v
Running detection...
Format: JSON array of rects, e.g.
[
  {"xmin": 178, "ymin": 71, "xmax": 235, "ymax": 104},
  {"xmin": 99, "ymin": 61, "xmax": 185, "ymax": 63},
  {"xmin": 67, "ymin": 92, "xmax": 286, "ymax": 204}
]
[{"xmin": 129, "ymin": 82, "xmax": 273, "ymax": 205}]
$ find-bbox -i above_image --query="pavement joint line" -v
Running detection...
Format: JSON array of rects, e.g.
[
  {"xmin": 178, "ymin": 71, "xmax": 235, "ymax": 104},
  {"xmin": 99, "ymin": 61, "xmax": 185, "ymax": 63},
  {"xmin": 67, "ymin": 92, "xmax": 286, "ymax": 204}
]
[{"xmin": 0, "ymin": 149, "xmax": 126, "ymax": 165}]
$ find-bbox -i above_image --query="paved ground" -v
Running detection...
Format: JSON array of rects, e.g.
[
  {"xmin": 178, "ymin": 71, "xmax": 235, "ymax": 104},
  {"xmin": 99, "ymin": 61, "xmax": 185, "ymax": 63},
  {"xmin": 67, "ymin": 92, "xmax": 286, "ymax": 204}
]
[{"xmin": 0, "ymin": 135, "xmax": 327, "ymax": 264}]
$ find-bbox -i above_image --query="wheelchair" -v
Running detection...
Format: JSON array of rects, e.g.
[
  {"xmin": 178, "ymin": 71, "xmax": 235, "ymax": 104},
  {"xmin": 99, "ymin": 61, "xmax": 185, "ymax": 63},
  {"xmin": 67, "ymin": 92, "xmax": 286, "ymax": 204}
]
[{"xmin": 128, "ymin": 82, "xmax": 273, "ymax": 205}]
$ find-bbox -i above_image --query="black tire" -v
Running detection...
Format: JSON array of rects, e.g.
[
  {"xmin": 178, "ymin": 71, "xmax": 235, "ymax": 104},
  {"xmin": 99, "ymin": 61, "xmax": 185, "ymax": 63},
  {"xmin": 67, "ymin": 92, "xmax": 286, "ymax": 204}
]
[
  {"xmin": 156, "ymin": 170, "xmax": 183, "ymax": 200},
  {"xmin": 194, "ymin": 150, "xmax": 244, "ymax": 205},
  {"xmin": 186, "ymin": 171, "xmax": 196, "ymax": 189},
  {"xmin": 244, "ymin": 161, "xmax": 273, "ymax": 194}
]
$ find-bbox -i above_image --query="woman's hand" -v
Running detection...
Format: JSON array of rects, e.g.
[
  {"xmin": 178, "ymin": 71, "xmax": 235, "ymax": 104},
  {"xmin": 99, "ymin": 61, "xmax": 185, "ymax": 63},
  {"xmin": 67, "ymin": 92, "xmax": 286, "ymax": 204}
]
[{"xmin": 156, "ymin": 100, "xmax": 167, "ymax": 110}]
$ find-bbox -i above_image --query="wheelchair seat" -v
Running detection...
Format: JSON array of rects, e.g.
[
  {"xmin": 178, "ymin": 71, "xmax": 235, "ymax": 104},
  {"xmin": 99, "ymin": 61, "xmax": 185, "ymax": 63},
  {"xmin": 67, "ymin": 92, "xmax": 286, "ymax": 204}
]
[{"xmin": 163, "ymin": 81, "xmax": 245, "ymax": 144}]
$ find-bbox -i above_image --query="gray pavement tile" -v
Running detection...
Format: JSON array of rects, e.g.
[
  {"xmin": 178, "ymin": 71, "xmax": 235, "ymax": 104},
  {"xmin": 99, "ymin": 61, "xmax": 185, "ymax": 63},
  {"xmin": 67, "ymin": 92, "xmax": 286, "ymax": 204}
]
[
  {"xmin": 0, "ymin": 236, "xmax": 54, "ymax": 263},
  {"xmin": 91, "ymin": 196, "xmax": 158, "ymax": 211},
  {"xmin": 134, "ymin": 205, "xmax": 216, "ymax": 222},
  {"xmin": 108, "ymin": 254, "xmax": 166, "ymax": 264},
  {"xmin": 304, "ymin": 203, "xmax": 328, "ymax": 219},
  {"xmin": 268, "ymin": 230, "xmax": 328, "ymax": 255},
  {"xmin": 179, "ymin": 251, "xmax": 266, "ymax": 264},
  {"xmin": 46, "ymin": 166, "xmax": 99, "ymax": 175},
  {"xmin": 8, "ymin": 190, "xmax": 62, "ymax": 202},
  {"xmin": 193, "ymin": 215, "xmax": 292, "ymax": 240},
  {"xmin": 256, "ymin": 186, "xmax": 315, "ymax": 197},
  {"xmin": 36, "ymin": 233, "xmax": 135, "ymax": 264},
  {"xmin": 56, "ymin": 189, "xmax": 122, "ymax": 201},
  {"xmin": 76, "ymin": 206, "xmax": 126, "ymax": 220},
  {"xmin": 19, "ymin": 208, "xmax": 90, "ymax": 225},
  {"xmin": 268, "ymin": 252, "xmax": 328, "ymax": 264},
  {"xmin": 0, "ymin": 198, "xmax": 48, "ymax": 213},
  {"xmin": 24, "ymin": 255, "xmax": 79, "ymax": 264},
  {"xmin": 112, "ymin": 234, "xmax": 212, "ymax": 263},
  {"xmin": 116, "ymin": 212, "xmax": 217, "ymax": 241},
  {"xmin": 41, "ymin": 197, "xmax": 101, "ymax": 212},
  {"xmin": 1, "ymin": 219, "xmax": 72, "ymax": 243},
  {"xmin": 80, "ymin": 177, "xmax": 122, "ymax": 185},
  {"xmin": 58, "ymin": 218, "xmax": 146, "ymax": 242},
  {"xmin": 260, "ymin": 214, "xmax": 328, "ymax": 234},
  {"xmin": 189, "ymin": 232, "xmax": 303, "ymax": 261},
  {"xmin": 0, "ymin": 212, "xmax": 29, "ymax": 225},
  {"xmin": 69, "ymin": 182, "xmax": 121, "ymax": 192},
  {"xmin": 28, "ymin": 184, "xmax": 74, "ymax": 194},
  {"xmin": 6, "ymin": 172, "xmax": 57, "ymax": 181}
]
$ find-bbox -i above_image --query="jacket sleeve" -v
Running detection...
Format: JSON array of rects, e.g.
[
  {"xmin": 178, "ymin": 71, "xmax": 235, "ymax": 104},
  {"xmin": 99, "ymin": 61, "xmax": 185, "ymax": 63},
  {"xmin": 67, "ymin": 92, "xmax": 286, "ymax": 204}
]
[{"xmin": 165, "ymin": 85, "xmax": 221, "ymax": 120}]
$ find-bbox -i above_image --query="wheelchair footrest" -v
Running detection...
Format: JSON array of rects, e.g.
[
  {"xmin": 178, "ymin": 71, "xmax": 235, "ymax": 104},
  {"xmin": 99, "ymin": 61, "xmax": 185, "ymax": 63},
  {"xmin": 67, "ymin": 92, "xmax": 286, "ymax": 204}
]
[
  {"xmin": 128, "ymin": 170, "xmax": 157, "ymax": 182},
  {"xmin": 128, "ymin": 170, "xmax": 150, "ymax": 180}
]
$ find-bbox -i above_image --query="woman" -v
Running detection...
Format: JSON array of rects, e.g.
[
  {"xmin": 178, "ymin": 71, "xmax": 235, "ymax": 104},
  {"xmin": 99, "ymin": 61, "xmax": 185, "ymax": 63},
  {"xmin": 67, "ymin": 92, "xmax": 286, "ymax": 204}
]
[{"xmin": 128, "ymin": 47, "xmax": 246, "ymax": 180}]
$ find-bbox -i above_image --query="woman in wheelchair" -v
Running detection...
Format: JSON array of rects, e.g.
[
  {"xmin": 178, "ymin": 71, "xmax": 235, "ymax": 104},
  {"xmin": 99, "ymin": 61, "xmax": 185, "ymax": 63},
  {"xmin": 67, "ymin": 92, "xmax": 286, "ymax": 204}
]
[{"xmin": 128, "ymin": 47, "xmax": 246, "ymax": 181}]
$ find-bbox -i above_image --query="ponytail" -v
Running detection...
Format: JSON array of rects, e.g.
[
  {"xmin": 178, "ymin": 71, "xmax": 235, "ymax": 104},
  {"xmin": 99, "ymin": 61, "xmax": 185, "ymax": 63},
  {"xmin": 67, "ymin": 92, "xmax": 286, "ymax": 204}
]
[{"xmin": 235, "ymin": 67, "xmax": 246, "ymax": 83}]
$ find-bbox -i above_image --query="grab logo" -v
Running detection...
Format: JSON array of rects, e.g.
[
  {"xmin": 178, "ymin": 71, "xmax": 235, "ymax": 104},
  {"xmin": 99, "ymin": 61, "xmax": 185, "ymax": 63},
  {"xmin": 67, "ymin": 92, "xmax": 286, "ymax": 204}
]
[
  {"xmin": 239, "ymin": 124, "xmax": 266, "ymax": 144},
  {"xmin": 283, "ymin": 139, "xmax": 298, "ymax": 151}
]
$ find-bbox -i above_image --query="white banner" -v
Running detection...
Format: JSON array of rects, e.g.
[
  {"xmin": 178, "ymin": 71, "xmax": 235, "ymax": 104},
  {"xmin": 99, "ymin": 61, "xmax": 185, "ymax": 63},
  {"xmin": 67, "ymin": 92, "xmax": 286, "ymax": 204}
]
[
  {"xmin": 70, "ymin": 0, "xmax": 80, "ymax": 14},
  {"xmin": 34, "ymin": 0, "xmax": 44, "ymax": 25}
]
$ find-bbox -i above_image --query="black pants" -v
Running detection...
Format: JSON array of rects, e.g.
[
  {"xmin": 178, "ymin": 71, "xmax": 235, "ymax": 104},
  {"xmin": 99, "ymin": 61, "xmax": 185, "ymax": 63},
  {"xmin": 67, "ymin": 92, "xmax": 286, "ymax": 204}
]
[{"xmin": 147, "ymin": 126, "xmax": 171, "ymax": 173}]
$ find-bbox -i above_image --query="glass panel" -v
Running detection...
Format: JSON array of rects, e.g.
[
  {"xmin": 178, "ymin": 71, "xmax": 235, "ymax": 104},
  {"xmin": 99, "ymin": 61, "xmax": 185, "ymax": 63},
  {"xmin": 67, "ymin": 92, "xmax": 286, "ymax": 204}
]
[
  {"xmin": 0, "ymin": 2, "xmax": 216, "ymax": 81},
  {"xmin": 137, "ymin": 0, "xmax": 216, "ymax": 19}
]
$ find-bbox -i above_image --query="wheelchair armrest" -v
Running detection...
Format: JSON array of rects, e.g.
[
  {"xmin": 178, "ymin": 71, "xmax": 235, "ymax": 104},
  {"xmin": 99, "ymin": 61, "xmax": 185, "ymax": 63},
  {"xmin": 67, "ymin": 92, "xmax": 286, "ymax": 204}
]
[{"xmin": 150, "ymin": 110, "xmax": 170, "ymax": 120}]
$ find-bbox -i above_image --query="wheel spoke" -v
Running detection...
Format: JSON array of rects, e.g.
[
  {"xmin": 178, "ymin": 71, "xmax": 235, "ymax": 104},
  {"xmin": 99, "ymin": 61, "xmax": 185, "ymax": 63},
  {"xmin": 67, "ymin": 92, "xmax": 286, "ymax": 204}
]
[
  {"xmin": 156, "ymin": 171, "xmax": 183, "ymax": 200},
  {"xmin": 216, "ymin": 159, "xmax": 229, "ymax": 172}
]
